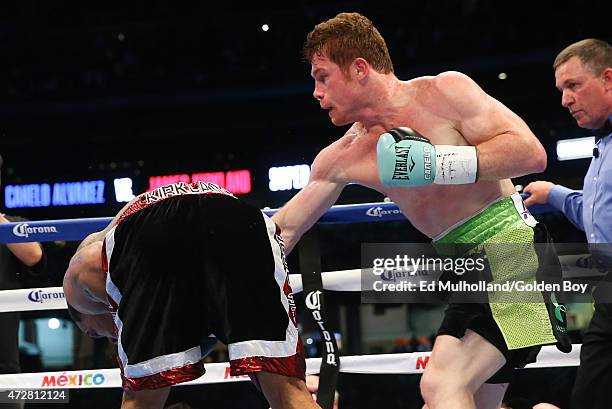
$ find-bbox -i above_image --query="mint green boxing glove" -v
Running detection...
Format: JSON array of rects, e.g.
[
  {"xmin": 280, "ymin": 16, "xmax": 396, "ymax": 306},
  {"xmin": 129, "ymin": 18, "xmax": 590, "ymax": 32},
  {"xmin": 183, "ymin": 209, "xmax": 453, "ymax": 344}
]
[{"xmin": 377, "ymin": 127, "xmax": 478, "ymax": 187}]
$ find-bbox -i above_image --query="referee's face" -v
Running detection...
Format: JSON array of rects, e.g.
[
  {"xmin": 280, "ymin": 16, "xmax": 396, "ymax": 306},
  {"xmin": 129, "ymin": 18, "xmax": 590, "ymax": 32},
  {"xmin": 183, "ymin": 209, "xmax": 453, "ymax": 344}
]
[{"xmin": 555, "ymin": 56, "xmax": 612, "ymax": 130}]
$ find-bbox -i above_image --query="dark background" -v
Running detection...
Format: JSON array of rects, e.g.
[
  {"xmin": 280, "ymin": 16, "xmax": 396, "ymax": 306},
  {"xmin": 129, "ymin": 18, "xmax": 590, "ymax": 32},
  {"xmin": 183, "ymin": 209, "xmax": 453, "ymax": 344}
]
[
  {"xmin": 1, "ymin": 0, "xmax": 609, "ymax": 220},
  {"xmin": 3, "ymin": 1, "xmax": 609, "ymax": 408}
]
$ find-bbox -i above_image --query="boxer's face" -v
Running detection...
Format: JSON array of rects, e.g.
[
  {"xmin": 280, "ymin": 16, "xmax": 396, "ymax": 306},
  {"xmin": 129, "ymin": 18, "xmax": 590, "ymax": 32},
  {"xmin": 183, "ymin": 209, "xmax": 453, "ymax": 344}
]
[
  {"xmin": 311, "ymin": 53, "xmax": 362, "ymax": 126},
  {"xmin": 555, "ymin": 56, "xmax": 611, "ymax": 130}
]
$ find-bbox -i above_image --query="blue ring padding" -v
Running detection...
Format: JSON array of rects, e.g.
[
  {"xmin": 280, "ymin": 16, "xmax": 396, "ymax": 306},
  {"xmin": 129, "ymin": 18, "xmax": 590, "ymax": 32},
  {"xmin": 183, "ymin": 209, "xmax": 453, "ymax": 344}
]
[
  {"xmin": 0, "ymin": 195, "xmax": 555, "ymax": 244},
  {"xmin": 0, "ymin": 217, "xmax": 113, "ymax": 244}
]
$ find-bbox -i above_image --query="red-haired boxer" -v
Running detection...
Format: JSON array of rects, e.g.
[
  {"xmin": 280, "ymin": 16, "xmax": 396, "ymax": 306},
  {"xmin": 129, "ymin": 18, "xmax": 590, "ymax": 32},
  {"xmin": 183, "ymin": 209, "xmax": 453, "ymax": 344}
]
[{"xmin": 272, "ymin": 12, "xmax": 570, "ymax": 409}]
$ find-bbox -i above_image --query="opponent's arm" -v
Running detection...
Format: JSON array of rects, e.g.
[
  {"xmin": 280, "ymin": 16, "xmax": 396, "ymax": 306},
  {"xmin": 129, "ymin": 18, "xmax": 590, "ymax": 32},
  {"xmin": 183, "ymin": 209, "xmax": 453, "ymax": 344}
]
[
  {"xmin": 121, "ymin": 387, "xmax": 170, "ymax": 409},
  {"xmin": 64, "ymin": 241, "xmax": 108, "ymax": 314},
  {"xmin": 272, "ymin": 144, "xmax": 346, "ymax": 254},
  {"xmin": 66, "ymin": 194, "xmax": 144, "ymax": 311},
  {"xmin": 436, "ymin": 71, "xmax": 546, "ymax": 179}
]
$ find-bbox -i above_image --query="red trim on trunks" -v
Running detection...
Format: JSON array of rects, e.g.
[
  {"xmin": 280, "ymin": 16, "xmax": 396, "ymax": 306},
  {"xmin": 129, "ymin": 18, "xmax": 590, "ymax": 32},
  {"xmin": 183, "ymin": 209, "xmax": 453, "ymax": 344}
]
[
  {"xmin": 120, "ymin": 359, "xmax": 206, "ymax": 391},
  {"xmin": 101, "ymin": 239, "xmax": 108, "ymax": 272},
  {"xmin": 229, "ymin": 341, "xmax": 306, "ymax": 381}
]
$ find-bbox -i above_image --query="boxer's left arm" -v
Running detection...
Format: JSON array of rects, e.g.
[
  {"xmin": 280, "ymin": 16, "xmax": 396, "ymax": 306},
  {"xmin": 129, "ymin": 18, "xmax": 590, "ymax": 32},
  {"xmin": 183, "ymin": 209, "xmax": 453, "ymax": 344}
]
[
  {"xmin": 66, "ymin": 195, "xmax": 144, "ymax": 313},
  {"xmin": 121, "ymin": 387, "xmax": 170, "ymax": 409},
  {"xmin": 435, "ymin": 71, "xmax": 547, "ymax": 180},
  {"xmin": 64, "ymin": 241, "xmax": 108, "ymax": 314}
]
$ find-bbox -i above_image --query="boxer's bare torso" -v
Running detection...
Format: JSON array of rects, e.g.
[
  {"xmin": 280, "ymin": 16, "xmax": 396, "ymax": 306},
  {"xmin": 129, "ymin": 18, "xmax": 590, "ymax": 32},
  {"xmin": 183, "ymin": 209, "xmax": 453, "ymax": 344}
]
[
  {"xmin": 273, "ymin": 70, "xmax": 531, "ymax": 251},
  {"xmin": 317, "ymin": 77, "xmax": 515, "ymax": 237}
]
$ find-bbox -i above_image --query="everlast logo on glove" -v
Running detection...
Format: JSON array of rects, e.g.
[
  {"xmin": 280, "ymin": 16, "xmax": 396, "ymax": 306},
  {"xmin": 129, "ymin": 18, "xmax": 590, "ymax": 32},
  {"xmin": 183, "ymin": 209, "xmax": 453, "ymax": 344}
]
[
  {"xmin": 392, "ymin": 146, "xmax": 412, "ymax": 180},
  {"xmin": 390, "ymin": 144, "xmax": 432, "ymax": 182},
  {"xmin": 378, "ymin": 127, "xmax": 476, "ymax": 187}
]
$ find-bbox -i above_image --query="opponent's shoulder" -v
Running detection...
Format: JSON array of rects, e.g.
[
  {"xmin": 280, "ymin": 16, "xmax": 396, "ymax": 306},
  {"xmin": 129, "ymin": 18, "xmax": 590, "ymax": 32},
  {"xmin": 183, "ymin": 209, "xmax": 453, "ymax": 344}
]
[
  {"xmin": 70, "ymin": 241, "xmax": 103, "ymax": 272},
  {"xmin": 65, "ymin": 241, "xmax": 103, "ymax": 295}
]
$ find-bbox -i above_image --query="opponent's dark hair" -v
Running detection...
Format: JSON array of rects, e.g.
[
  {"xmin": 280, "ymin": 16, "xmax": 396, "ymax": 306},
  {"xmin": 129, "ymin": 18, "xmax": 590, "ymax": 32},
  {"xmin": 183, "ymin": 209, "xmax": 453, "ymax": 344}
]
[{"xmin": 554, "ymin": 38, "xmax": 612, "ymax": 76}]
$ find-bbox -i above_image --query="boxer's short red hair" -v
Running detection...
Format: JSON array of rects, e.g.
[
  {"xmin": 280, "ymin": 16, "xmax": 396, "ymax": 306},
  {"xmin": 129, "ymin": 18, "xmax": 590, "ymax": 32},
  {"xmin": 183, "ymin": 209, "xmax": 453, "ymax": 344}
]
[{"xmin": 304, "ymin": 12, "xmax": 394, "ymax": 75}]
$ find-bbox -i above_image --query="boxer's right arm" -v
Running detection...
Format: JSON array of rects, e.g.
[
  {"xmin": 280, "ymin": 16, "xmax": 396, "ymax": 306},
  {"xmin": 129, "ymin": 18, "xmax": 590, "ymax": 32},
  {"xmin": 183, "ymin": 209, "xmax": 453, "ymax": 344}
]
[{"xmin": 272, "ymin": 146, "xmax": 346, "ymax": 254}]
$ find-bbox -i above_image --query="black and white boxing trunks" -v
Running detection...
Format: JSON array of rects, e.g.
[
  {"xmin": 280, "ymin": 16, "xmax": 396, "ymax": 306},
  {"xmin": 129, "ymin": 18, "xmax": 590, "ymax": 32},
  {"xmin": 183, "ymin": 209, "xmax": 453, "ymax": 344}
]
[{"xmin": 102, "ymin": 182, "xmax": 304, "ymax": 390}]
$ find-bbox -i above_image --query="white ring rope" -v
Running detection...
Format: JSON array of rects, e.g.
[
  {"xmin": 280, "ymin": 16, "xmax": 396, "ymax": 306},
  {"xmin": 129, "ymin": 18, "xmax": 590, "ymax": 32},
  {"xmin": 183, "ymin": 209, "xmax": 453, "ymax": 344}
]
[
  {"xmin": 0, "ymin": 270, "xmax": 365, "ymax": 313},
  {"xmin": 1, "ymin": 255, "xmax": 599, "ymax": 313},
  {"xmin": 0, "ymin": 345, "xmax": 580, "ymax": 389}
]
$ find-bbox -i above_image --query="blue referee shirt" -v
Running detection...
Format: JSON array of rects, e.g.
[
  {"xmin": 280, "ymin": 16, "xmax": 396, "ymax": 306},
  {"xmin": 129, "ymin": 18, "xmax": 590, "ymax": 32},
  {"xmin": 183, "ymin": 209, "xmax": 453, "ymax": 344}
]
[{"xmin": 548, "ymin": 124, "xmax": 612, "ymax": 244}]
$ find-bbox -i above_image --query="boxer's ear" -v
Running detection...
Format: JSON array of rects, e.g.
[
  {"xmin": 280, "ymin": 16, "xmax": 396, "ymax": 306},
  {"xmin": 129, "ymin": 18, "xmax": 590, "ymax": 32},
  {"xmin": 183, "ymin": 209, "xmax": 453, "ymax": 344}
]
[
  {"xmin": 603, "ymin": 67, "xmax": 612, "ymax": 91},
  {"xmin": 352, "ymin": 57, "xmax": 369, "ymax": 81}
]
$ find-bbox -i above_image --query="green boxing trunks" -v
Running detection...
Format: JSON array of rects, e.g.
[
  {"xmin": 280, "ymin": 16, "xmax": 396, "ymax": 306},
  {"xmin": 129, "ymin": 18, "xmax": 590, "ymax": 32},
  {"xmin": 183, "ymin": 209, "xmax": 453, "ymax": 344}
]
[{"xmin": 433, "ymin": 193, "xmax": 569, "ymax": 352}]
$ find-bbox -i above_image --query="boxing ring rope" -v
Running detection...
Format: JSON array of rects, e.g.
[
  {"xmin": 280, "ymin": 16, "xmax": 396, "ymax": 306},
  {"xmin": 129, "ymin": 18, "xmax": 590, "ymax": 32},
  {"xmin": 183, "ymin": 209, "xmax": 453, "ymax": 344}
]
[
  {"xmin": 0, "ymin": 252, "xmax": 595, "ymax": 313},
  {"xmin": 0, "ymin": 198, "xmax": 577, "ymax": 390},
  {"xmin": 0, "ymin": 346, "xmax": 581, "ymax": 389},
  {"xmin": 0, "ymin": 198, "xmax": 555, "ymax": 244},
  {"xmin": 0, "ymin": 269, "xmax": 364, "ymax": 313}
]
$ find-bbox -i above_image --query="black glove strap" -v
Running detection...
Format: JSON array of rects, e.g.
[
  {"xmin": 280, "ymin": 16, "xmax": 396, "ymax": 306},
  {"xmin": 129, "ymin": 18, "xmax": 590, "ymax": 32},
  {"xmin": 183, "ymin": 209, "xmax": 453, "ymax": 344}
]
[{"xmin": 299, "ymin": 228, "xmax": 339, "ymax": 409}]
